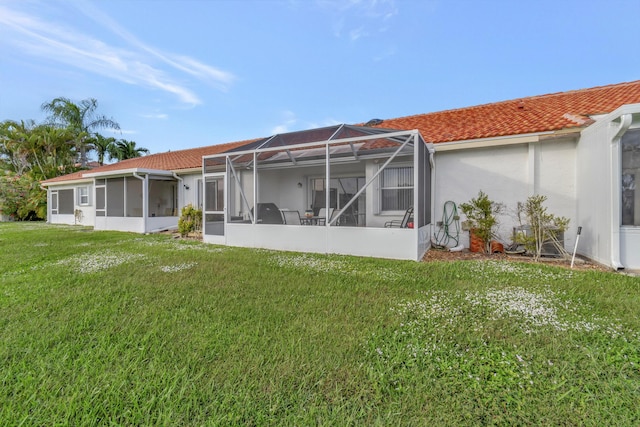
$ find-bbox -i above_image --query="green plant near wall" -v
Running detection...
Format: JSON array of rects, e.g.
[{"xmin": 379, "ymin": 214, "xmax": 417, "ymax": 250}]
[
  {"xmin": 516, "ymin": 194, "xmax": 570, "ymax": 261},
  {"xmin": 178, "ymin": 204, "xmax": 202, "ymax": 237},
  {"xmin": 460, "ymin": 190, "xmax": 504, "ymax": 253}
]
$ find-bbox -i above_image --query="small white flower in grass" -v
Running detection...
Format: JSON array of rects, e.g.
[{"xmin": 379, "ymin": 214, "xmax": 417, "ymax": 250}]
[
  {"xmin": 50, "ymin": 250, "xmax": 146, "ymax": 274},
  {"xmin": 160, "ymin": 262, "xmax": 197, "ymax": 273}
]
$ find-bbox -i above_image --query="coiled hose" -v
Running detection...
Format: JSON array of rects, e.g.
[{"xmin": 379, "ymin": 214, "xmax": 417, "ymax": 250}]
[{"xmin": 432, "ymin": 201, "xmax": 461, "ymax": 248}]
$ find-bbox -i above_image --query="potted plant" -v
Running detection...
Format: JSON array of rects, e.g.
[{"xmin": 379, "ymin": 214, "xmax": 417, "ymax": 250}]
[{"xmin": 460, "ymin": 190, "xmax": 503, "ymax": 253}]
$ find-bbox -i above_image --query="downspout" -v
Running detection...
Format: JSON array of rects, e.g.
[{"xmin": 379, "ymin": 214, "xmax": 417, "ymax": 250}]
[
  {"xmin": 172, "ymin": 173, "xmax": 183, "ymax": 213},
  {"xmin": 132, "ymin": 173, "xmax": 147, "ymax": 233},
  {"xmin": 429, "ymin": 145, "xmax": 436, "ymax": 249},
  {"xmin": 610, "ymin": 114, "xmax": 632, "ymax": 270}
]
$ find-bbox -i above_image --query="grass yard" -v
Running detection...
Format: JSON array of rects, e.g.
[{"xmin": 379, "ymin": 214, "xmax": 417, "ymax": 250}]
[{"xmin": 0, "ymin": 222, "xmax": 639, "ymax": 426}]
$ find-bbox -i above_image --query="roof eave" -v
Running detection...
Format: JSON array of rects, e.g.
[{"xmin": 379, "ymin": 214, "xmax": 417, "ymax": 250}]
[
  {"xmin": 432, "ymin": 130, "xmax": 579, "ymax": 152},
  {"xmin": 84, "ymin": 168, "xmax": 175, "ymax": 178},
  {"xmin": 41, "ymin": 177, "xmax": 93, "ymax": 187}
]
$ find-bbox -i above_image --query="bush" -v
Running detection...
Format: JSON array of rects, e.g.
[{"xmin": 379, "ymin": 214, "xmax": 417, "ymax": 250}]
[
  {"xmin": 460, "ymin": 190, "xmax": 503, "ymax": 253},
  {"xmin": 178, "ymin": 204, "xmax": 202, "ymax": 237},
  {"xmin": 516, "ymin": 195, "xmax": 570, "ymax": 261},
  {"xmin": 0, "ymin": 172, "xmax": 47, "ymax": 221}
]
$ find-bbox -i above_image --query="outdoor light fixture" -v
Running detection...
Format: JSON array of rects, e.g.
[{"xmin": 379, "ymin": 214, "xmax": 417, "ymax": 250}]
[
  {"xmin": 184, "ymin": 184, "xmax": 190, "ymax": 190},
  {"xmin": 297, "ymin": 182, "xmax": 303, "ymax": 188}
]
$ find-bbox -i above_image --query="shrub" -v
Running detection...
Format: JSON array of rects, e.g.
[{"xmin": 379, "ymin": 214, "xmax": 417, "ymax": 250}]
[
  {"xmin": 0, "ymin": 171, "xmax": 47, "ymax": 221},
  {"xmin": 516, "ymin": 195, "xmax": 570, "ymax": 261},
  {"xmin": 178, "ymin": 204, "xmax": 202, "ymax": 237},
  {"xmin": 460, "ymin": 190, "xmax": 503, "ymax": 253}
]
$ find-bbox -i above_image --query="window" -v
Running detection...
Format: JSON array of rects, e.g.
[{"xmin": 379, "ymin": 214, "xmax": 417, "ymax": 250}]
[
  {"xmin": 77, "ymin": 186, "xmax": 90, "ymax": 206},
  {"xmin": 95, "ymin": 185, "xmax": 106, "ymax": 217},
  {"xmin": 197, "ymin": 179, "xmax": 203, "ymax": 209},
  {"xmin": 57, "ymin": 189, "xmax": 74, "ymax": 215},
  {"xmin": 622, "ymin": 129, "xmax": 640, "ymax": 226},
  {"xmin": 310, "ymin": 177, "xmax": 366, "ymax": 226},
  {"xmin": 380, "ymin": 166, "xmax": 413, "ymax": 211},
  {"xmin": 51, "ymin": 191, "xmax": 58, "ymax": 214}
]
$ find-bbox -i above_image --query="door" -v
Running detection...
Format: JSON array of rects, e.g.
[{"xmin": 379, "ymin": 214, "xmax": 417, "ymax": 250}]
[{"xmin": 204, "ymin": 174, "xmax": 225, "ymax": 243}]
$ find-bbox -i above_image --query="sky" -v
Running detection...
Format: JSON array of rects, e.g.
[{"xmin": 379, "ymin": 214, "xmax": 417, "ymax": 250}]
[{"xmin": 1, "ymin": 0, "xmax": 640, "ymax": 158}]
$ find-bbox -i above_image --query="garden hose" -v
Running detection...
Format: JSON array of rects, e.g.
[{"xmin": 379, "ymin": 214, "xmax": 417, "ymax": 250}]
[{"xmin": 433, "ymin": 201, "xmax": 461, "ymax": 248}]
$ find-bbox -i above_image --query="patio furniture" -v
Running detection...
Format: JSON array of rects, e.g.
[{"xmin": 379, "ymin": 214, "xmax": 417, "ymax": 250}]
[
  {"xmin": 316, "ymin": 208, "xmax": 334, "ymax": 225},
  {"xmin": 251, "ymin": 203, "xmax": 284, "ymax": 224},
  {"xmin": 384, "ymin": 207, "xmax": 414, "ymax": 228},
  {"xmin": 281, "ymin": 210, "xmax": 302, "ymax": 225}
]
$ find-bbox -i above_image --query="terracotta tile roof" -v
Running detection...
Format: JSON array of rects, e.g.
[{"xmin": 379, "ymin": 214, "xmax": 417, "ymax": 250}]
[
  {"xmin": 43, "ymin": 80, "xmax": 640, "ymax": 185},
  {"xmin": 374, "ymin": 80, "xmax": 640, "ymax": 143},
  {"xmin": 42, "ymin": 139, "xmax": 254, "ymax": 185}
]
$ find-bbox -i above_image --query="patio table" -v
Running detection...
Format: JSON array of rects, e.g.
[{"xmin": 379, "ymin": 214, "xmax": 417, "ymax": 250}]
[{"xmin": 301, "ymin": 216, "xmax": 324, "ymax": 225}]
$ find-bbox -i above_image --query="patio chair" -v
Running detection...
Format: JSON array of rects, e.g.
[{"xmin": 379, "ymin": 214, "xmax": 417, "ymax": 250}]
[
  {"xmin": 384, "ymin": 207, "xmax": 414, "ymax": 228},
  {"xmin": 316, "ymin": 208, "xmax": 334, "ymax": 225},
  {"xmin": 281, "ymin": 210, "xmax": 302, "ymax": 225}
]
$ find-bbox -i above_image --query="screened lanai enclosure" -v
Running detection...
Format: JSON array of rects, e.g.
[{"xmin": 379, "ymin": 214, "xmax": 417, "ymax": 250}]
[
  {"xmin": 202, "ymin": 125, "xmax": 434, "ymax": 260},
  {"xmin": 85, "ymin": 169, "xmax": 181, "ymax": 233}
]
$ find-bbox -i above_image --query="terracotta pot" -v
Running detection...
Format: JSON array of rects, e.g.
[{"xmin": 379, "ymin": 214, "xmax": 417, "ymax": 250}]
[{"xmin": 469, "ymin": 229, "xmax": 486, "ymax": 253}]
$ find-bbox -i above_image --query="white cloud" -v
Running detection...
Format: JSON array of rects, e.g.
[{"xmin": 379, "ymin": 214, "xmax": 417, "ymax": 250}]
[
  {"xmin": 270, "ymin": 111, "xmax": 345, "ymax": 135},
  {"xmin": 104, "ymin": 128, "xmax": 137, "ymax": 135},
  {"xmin": 317, "ymin": 0, "xmax": 398, "ymax": 41},
  {"xmin": 0, "ymin": 2, "xmax": 235, "ymax": 106},
  {"xmin": 141, "ymin": 113, "xmax": 169, "ymax": 120},
  {"xmin": 270, "ymin": 110, "xmax": 297, "ymax": 135},
  {"xmin": 349, "ymin": 27, "xmax": 368, "ymax": 41}
]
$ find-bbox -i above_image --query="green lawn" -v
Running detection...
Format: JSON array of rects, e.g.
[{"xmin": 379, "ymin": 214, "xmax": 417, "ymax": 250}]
[{"xmin": 1, "ymin": 222, "xmax": 639, "ymax": 426}]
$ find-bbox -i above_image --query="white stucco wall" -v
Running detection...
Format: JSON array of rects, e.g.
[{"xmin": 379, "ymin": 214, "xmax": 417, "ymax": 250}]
[
  {"xmin": 47, "ymin": 182, "xmax": 95, "ymax": 227},
  {"xmin": 179, "ymin": 172, "xmax": 203, "ymax": 210},
  {"xmin": 578, "ymin": 105, "xmax": 640, "ymax": 269},
  {"xmin": 433, "ymin": 138, "xmax": 578, "ymax": 250}
]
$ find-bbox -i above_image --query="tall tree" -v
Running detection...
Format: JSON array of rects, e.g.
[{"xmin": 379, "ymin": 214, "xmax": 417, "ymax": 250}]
[
  {"xmin": 1, "ymin": 120, "xmax": 77, "ymax": 179},
  {"xmin": 92, "ymin": 134, "xmax": 118, "ymax": 166},
  {"xmin": 0, "ymin": 120, "xmax": 79, "ymax": 220},
  {"xmin": 113, "ymin": 139, "xmax": 149, "ymax": 161},
  {"xmin": 1, "ymin": 119, "xmax": 37, "ymax": 175},
  {"xmin": 41, "ymin": 97, "xmax": 120, "ymax": 167}
]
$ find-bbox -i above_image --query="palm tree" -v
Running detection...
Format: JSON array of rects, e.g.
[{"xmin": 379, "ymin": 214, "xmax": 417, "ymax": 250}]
[
  {"xmin": 1, "ymin": 120, "xmax": 79, "ymax": 180},
  {"xmin": 41, "ymin": 97, "xmax": 120, "ymax": 167},
  {"xmin": 92, "ymin": 134, "xmax": 118, "ymax": 166},
  {"xmin": 113, "ymin": 139, "xmax": 150, "ymax": 161}
]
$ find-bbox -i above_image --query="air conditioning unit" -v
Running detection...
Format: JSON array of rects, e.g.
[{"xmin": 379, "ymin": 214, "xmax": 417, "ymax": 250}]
[{"xmin": 514, "ymin": 226, "xmax": 565, "ymax": 257}]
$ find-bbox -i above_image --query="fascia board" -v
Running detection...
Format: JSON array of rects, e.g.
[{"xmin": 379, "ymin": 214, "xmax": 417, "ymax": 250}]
[
  {"xmin": 433, "ymin": 133, "xmax": 548, "ymax": 152},
  {"xmin": 172, "ymin": 167, "xmax": 202, "ymax": 175},
  {"xmin": 84, "ymin": 168, "xmax": 174, "ymax": 178},
  {"xmin": 582, "ymin": 103, "xmax": 640, "ymax": 135},
  {"xmin": 41, "ymin": 178, "xmax": 93, "ymax": 187}
]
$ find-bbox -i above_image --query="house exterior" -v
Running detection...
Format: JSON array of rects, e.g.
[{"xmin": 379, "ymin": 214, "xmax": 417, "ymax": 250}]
[
  {"xmin": 41, "ymin": 140, "xmax": 252, "ymax": 232},
  {"xmin": 42, "ymin": 80, "xmax": 640, "ymax": 269}
]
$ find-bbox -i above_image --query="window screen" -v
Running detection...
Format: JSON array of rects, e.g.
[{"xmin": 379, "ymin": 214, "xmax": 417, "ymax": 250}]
[{"xmin": 380, "ymin": 166, "xmax": 413, "ymax": 211}]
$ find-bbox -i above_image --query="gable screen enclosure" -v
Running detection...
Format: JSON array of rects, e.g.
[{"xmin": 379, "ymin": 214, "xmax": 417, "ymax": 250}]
[{"xmin": 203, "ymin": 124, "xmax": 434, "ymax": 260}]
